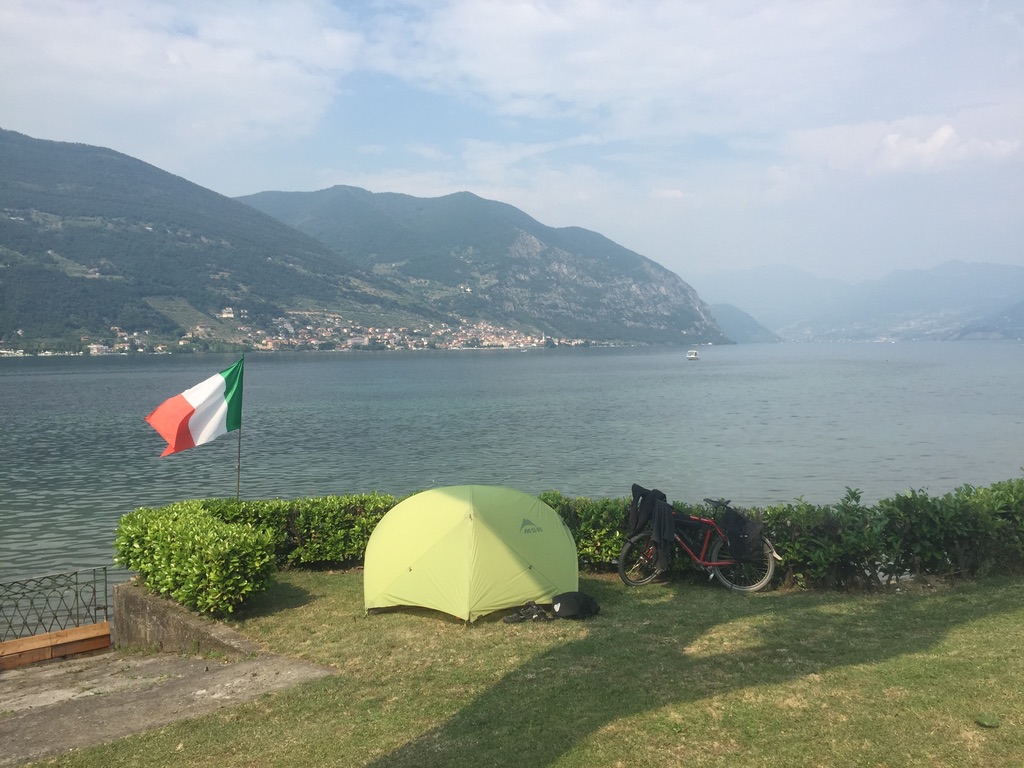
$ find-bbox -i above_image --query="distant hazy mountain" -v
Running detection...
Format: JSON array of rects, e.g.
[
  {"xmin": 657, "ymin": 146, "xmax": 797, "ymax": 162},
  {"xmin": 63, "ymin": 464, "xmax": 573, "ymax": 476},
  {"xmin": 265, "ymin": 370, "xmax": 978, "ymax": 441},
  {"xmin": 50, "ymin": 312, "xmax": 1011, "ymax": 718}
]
[
  {"xmin": 694, "ymin": 262, "xmax": 1024, "ymax": 341},
  {"xmin": 709, "ymin": 304, "xmax": 782, "ymax": 343},
  {"xmin": 238, "ymin": 185, "xmax": 729, "ymax": 346},
  {"xmin": 952, "ymin": 298, "xmax": 1024, "ymax": 340},
  {"xmin": 0, "ymin": 129, "xmax": 727, "ymax": 350},
  {"xmin": 691, "ymin": 266, "xmax": 849, "ymax": 331}
]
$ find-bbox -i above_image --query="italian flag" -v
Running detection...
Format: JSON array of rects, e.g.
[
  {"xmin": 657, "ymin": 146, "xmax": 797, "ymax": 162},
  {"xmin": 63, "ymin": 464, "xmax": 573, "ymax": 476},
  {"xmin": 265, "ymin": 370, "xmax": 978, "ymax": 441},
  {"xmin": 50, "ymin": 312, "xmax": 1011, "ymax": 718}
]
[{"xmin": 145, "ymin": 358, "xmax": 244, "ymax": 457}]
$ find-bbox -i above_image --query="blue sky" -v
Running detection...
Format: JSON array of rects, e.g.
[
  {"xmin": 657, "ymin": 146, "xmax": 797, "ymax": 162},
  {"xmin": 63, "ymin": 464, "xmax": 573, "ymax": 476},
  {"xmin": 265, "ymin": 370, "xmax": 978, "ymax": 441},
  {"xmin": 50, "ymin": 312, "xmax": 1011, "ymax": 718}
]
[{"xmin": 2, "ymin": 0, "xmax": 1021, "ymax": 282}]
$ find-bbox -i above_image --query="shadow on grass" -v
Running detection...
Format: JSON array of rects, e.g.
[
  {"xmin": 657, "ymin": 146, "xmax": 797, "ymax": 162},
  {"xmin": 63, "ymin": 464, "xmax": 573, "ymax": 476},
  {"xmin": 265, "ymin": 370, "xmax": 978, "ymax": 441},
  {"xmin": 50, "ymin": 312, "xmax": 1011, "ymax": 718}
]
[
  {"xmin": 364, "ymin": 575, "xmax": 1020, "ymax": 768},
  {"xmin": 230, "ymin": 577, "xmax": 315, "ymax": 619}
]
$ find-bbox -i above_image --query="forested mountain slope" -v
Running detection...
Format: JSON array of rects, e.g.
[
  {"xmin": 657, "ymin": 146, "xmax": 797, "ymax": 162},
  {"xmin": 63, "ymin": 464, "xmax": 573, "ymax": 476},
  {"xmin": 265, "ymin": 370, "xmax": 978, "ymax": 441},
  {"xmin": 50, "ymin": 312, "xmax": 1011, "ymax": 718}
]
[
  {"xmin": 240, "ymin": 185, "xmax": 727, "ymax": 345},
  {"xmin": 1, "ymin": 129, "xmax": 727, "ymax": 350}
]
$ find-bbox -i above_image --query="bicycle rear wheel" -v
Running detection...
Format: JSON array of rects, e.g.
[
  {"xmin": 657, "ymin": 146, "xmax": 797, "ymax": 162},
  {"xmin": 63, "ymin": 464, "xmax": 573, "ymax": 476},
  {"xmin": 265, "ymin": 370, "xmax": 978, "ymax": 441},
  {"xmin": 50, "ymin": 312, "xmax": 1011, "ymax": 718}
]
[
  {"xmin": 618, "ymin": 531, "xmax": 661, "ymax": 586},
  {"xmin": 709, "ymin": 536, "xmax": 775, "ymax": 592}
]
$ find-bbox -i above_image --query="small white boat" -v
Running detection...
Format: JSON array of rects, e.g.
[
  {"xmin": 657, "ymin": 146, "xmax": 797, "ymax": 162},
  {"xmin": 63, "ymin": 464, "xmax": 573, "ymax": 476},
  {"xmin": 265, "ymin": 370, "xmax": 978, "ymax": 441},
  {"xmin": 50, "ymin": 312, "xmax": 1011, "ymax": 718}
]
[{"xmin": 686, "ymin": 349, "xmax": 699, "ymax": 361}]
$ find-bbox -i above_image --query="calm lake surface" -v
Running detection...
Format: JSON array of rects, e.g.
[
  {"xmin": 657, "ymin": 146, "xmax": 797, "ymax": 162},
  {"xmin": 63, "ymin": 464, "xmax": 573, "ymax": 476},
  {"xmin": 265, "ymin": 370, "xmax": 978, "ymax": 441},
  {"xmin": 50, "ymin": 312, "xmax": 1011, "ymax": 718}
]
[{"xmin": 2, "ymin": 342, "xmax": 1022, "ymax": 583}]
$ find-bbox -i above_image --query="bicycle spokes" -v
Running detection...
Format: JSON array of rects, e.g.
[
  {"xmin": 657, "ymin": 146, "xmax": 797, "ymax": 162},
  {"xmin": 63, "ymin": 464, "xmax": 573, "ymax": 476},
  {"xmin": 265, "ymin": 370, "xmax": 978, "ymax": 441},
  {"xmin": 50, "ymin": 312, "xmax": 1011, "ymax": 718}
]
[
  {"xmin": 617, "ymin": 532, "xmax": 662, "ymax": 586},
  {"xmin": 709, "ymin": 537, "xmax": 775, "ymax": 592}
]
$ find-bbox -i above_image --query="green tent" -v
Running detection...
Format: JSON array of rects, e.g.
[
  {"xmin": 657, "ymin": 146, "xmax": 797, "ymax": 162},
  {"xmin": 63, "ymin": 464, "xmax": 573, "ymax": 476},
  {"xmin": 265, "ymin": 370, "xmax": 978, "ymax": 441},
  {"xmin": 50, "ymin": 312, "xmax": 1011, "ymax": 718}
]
[{"xmin": 363, "ymin": 485, "xmax": 579, "ymax": 622}]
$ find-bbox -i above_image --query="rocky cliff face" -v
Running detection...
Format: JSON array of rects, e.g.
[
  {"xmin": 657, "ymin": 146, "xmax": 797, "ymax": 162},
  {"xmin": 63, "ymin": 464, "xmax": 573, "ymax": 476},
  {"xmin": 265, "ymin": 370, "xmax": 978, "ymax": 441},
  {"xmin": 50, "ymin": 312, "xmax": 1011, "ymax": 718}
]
[{"xmin": 488, "ymin": 232, "xmax": 720, "ymax": 342}]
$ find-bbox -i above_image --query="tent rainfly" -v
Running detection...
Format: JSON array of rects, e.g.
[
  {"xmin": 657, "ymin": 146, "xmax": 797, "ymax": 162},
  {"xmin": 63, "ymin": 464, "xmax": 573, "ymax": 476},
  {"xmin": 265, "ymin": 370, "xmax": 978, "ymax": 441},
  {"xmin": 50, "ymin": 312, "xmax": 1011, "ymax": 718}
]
[{"xmin": 363, "ymin": 485, "xmax": 579, "ymax": 622}]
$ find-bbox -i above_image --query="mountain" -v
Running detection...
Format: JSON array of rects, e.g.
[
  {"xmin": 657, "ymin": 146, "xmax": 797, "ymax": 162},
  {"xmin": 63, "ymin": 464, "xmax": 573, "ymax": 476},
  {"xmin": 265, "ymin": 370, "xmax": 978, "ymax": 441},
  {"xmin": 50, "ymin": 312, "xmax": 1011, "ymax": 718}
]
[
  {"xmin": 0, "ymin": 129, "xmax": 727, "ymax": 351},
  {"xmin": 709, "ymin": 304, "xmax": 782, "ymax": 344},
  {"xmin": 0, "ymin": 128, "xmax": 438, "ymax": 350},
  {"xmin": 691, "ymin": 266, "xmax": 849, "ymax": 331},
  {"xmin": 694, "ymin": 262, "xmax": 1024, "ymax": 342},
  {"xmin": 952, "ymin": 299, "xmax": 1024, "ymax": 340},
  {"xmin": 237, "ymin": 186, "xmax": 728, "ymax": 346}
]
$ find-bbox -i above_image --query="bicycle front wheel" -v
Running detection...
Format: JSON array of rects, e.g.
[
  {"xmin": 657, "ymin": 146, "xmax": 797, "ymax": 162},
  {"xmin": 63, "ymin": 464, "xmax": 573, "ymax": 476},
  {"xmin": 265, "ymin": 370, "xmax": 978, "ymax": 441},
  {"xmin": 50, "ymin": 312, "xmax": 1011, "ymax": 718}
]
[
  {"xmin": 618, "ymin": 531, "xmax": 661, "ymax": 586},
  {"xmin": 709, "ymin": 536, "xmax": 775, "ymax": 592}
]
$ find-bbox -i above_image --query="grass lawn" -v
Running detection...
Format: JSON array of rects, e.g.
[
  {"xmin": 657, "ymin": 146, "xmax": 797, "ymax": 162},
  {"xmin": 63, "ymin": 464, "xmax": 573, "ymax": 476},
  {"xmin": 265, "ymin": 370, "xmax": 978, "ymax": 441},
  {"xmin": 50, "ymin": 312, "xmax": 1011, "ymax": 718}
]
[{"xmin": 40, "ymin": 571, "xmax": 1024, "ymax": 767}]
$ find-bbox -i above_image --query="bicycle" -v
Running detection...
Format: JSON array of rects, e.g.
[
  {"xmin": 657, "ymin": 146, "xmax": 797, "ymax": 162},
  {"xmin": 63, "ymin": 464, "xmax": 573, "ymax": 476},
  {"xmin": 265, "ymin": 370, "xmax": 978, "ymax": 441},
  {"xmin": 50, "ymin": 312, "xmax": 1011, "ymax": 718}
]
[{"xmin": 618, "ymin": 497, "xmax": 781, "ymax": 592}]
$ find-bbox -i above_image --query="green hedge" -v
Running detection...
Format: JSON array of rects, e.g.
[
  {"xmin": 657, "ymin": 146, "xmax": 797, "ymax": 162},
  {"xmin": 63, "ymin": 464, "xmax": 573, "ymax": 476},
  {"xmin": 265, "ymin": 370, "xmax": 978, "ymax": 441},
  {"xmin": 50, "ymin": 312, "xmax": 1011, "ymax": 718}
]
[
  {"xmin": 196, "ymin": 492, "xmax": 397, "ymax": 566},
  {"xmin": 762, "ymin": 481, "xmax": 1024, "ymax": 588},
  {"xmin": 116, "ymin": 479, "xmax": 1024, "ymax": 614},
  {"xmin": 113, "ymin": 501, "xmax": 276, "ymax": 616},
  {"xmin": 538, "ymin": 491, "xmax": 628, "ymax": 569}
]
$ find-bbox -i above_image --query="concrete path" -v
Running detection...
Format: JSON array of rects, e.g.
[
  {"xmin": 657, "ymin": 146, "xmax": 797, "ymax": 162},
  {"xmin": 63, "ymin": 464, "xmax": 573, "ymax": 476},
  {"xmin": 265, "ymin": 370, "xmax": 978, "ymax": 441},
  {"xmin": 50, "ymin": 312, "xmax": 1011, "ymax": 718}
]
[{"xmin": 0, "ymin": 650, "xmax": 333, "ymax": 766}]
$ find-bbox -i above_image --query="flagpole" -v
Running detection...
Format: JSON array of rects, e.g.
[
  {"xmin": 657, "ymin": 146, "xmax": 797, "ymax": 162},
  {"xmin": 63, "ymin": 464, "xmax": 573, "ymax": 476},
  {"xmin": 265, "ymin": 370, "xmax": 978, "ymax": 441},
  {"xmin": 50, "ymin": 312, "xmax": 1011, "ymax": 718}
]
[
  {"xmin": 236, "ymin": 354, "xmax": 244, "ymax": 500},
  {"xmin": 236, "ymin": 421, "xmax": 241, "ymax": 500}
]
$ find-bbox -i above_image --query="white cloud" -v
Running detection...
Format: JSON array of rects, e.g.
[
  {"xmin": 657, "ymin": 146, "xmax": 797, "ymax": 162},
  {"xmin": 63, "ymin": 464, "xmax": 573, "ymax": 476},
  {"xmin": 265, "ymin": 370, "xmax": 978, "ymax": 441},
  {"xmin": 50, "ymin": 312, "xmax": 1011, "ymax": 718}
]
[
  {"xmin": 0, "ymin": 0, "xmax": 361, "ymax": 157},
  {"xmin": 783, "ymin": 116, "xmax": 1021, "ymax": 178},
  {"xmin": 358, "ymin": 0, "xmax": 952, "ymax": 138},
  {"xmin": 406, "ymin": 143, "xmax": 450, "ymax": 161},
  {"xmin": 875, "ymin": 125, "xmax": 1020, "ymax": 172}
]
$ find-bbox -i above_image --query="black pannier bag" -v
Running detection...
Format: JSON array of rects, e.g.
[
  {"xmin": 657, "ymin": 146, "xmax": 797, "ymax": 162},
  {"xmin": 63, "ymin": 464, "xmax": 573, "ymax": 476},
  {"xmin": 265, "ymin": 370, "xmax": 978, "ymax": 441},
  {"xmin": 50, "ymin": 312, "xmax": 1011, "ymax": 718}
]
[
  {"xmin": 551, "ymin": 591, "xmax": 600, "ymax": 619},
  {"xmin": 722, "ymin": 507, "xmax": 764, "ymax": 560}
]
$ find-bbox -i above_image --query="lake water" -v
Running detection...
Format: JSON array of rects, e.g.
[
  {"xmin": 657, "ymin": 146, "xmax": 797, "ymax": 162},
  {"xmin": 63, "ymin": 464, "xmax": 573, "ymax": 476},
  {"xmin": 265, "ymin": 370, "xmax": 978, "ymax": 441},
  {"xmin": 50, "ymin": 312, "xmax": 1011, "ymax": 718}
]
[{"xmin": 2, "ymin": 342, "xmax": 1023, "ymax": 583}]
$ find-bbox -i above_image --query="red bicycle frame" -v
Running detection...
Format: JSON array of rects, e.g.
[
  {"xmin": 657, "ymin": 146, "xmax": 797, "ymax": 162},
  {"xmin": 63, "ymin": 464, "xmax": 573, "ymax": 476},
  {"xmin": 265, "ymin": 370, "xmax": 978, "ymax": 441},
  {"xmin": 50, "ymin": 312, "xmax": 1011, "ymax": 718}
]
[{"xmin": 671, "ymin": 513, "xmax": 734, "ymax": 568}]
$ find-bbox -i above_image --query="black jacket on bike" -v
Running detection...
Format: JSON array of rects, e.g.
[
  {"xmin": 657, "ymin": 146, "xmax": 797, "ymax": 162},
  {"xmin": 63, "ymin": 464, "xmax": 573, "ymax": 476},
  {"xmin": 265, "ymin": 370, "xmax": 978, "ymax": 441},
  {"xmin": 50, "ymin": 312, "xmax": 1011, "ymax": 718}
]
[{"xmin": 629, "ymin": 483, "xmax": 675, "ymax": 572}]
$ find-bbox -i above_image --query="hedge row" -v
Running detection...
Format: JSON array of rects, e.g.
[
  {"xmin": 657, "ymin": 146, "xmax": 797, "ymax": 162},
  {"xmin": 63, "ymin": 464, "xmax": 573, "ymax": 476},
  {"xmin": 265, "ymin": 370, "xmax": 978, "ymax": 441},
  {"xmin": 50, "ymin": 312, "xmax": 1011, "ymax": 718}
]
[
  {"xmin": 115, "ymin": 479, "xmax": 1024, "ymax": 614},
  {"xmin": 197, "ymin": 492, "xmax": 397, "ymax": 567},
  {"xmin": 759, "ymin": 481, "xmax": 1024, "ymax": 589},
  {"xmin": 113, "ymin": 501, "xmax": 276, "ymax": 616}
]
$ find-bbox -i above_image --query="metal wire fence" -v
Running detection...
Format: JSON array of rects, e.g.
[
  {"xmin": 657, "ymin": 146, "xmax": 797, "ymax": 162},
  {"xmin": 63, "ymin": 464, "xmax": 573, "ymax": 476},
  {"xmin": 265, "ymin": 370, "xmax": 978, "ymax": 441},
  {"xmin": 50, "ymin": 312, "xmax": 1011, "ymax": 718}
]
[{"xmin": 0, "ymin": 567, "xmax": 110, "ymax": 642}]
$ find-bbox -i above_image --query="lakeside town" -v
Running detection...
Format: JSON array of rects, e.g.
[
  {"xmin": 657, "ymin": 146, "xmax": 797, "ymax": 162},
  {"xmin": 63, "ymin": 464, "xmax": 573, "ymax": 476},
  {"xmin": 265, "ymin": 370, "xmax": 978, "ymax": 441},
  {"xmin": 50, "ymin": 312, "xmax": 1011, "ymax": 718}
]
[{"xmin": 0, "ymin": 308, "xmax": 614, "ymax": 357}]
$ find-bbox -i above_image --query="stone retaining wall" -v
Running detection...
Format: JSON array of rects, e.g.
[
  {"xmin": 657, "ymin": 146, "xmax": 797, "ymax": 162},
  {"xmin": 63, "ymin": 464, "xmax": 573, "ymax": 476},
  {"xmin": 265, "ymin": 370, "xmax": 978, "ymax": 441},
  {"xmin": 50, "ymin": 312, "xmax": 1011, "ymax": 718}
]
[{"xmin": 113, "ymin": 579, "xmax": 262, "ymax": 659}]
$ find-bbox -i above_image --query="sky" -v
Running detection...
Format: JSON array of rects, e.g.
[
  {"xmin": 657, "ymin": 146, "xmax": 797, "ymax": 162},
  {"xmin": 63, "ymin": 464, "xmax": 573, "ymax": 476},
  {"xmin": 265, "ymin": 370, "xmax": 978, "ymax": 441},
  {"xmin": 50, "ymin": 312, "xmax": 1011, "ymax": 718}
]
[{"xmin": 1, "ymin": 0, "xmax": 1022, "ymax": 283}]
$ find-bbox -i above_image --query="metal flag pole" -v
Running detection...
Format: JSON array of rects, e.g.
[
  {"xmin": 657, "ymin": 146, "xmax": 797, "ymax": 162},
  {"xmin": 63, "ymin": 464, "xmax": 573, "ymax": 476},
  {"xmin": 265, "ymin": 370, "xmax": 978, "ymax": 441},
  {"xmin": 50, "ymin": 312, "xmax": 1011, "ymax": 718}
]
[
  {"xmin": 235, "ymin": 353, "xmax": 244, "ymax": 501},
  {"xmin": 235, "ymin": 421, "xmax": 242, "ymax": 500}
]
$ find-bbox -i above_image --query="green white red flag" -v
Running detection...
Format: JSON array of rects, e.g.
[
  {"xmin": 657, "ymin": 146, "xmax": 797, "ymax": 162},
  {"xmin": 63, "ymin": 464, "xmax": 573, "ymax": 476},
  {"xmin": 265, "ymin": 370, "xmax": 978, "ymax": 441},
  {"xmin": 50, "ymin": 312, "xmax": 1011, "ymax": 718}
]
[{"xmin": 146, "ymin": 358, "xmax": 244, "ymax": 457}]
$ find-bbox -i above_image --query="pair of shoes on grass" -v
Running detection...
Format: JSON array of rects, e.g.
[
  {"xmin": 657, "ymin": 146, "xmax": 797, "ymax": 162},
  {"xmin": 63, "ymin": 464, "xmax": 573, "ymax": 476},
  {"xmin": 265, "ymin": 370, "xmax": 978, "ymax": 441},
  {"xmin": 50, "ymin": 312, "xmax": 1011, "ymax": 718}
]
[{"xmin": 503, "ymin": 601, "xmax": 552, "ymax": 623}]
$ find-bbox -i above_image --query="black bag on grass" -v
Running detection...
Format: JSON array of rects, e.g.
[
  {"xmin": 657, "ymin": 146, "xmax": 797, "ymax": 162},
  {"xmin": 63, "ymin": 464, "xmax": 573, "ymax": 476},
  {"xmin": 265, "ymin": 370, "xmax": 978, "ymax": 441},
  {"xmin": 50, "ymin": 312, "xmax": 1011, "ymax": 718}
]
[{"xmin": 551, "ymin": 591, "xmax": 600, "ymax": 619}]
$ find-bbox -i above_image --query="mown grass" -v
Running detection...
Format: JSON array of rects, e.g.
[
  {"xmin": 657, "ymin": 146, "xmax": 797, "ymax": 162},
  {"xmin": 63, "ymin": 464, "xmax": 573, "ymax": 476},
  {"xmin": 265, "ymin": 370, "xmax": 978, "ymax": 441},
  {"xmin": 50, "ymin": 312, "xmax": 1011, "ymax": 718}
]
[{"xmin": 39, "ymin": 571, "xmax": 1024, "ymax": 767}]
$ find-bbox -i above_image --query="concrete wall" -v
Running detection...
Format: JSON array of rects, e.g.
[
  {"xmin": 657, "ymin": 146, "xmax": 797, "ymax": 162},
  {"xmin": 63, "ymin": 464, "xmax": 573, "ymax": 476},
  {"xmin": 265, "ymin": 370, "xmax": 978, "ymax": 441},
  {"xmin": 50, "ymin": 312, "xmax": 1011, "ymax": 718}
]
[{"xmin": 113, "ymin": 580, "xmax": 262, "ymax": 659}]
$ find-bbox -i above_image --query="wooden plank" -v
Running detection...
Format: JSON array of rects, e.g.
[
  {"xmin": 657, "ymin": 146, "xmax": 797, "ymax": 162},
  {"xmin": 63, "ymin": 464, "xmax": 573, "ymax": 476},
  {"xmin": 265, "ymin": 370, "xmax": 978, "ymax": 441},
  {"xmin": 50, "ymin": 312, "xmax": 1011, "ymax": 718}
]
[
  {"xmin": 0, "ymin": 646, "xmax": 51, "ymax": 671},
  {"xmin": 0, "ymin": 621, "xmax": 110, "ymax": 658},
  {"xmin": 0, "ymin": 629, "xmax": 112, "ymax": 671},
  {"xmin": 0, "ymin": 621, "xmax": 112, "ymax": 670},
  {"xmin": 55, "ymin": 633, "xmax": 111, "ymax": 658}
]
